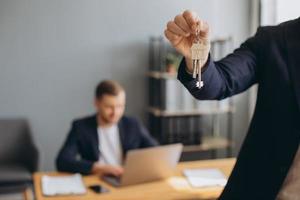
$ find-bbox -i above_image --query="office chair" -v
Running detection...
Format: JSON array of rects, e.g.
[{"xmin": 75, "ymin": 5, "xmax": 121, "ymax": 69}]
[{"xmin": 0, "ymin": 119, "xmax": 39, "ymax": 199}]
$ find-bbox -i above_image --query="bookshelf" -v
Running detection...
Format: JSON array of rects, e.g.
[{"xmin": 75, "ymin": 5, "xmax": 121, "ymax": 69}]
[
  {"xmin": 147, "ymin": 36, "xmax": 234, "ymax": 158},
  {"xmin": 148, "ymin": 106, "xmax": 234, "ymax": 117},
  {"xmin": 183, "ymin": 136, "xmax": 232, "ymax": 153}
]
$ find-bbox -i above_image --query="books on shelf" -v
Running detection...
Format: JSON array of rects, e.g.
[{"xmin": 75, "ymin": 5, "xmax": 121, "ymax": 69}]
[
  {"xmin": 148, "ymin": 76, "xmax": 230, "ymax": 114},
  {"xmin": 149, "ymin": 36, "xmax": 165, "ymax": 72},
  {"xmin": 148, "ymin": 115, "xmax": 203, "ymax": 145},
  {"xmin": 194, "ymin": 99, "xmax": 230, "ymax": 113}
]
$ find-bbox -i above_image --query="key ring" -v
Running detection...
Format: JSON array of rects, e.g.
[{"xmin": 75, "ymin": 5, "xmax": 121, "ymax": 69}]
[{"xmin": 194, "ymin": 22, "xmax": 201, "ymax": 43}]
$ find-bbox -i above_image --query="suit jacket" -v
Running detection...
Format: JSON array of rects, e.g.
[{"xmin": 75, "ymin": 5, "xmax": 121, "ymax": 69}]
[
  {"xmin": 56, "ymin": 114, "xmax": 158, "ymax": 174},
  {"xmin": 178, "ymin": 18, "xmax": 300, "ymax": 199}
]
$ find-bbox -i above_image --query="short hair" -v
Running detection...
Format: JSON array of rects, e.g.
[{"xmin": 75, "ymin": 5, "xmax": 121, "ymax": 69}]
[{"xmin": 95, "ymin": 80, "xmax": 124, "ymax": 99}]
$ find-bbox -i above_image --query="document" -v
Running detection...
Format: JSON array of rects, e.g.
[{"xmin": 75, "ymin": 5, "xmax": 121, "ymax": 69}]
[
  {"xmin": 183, "ymin": 168, "xmax": 227, "ymax": 187},
  {"xmin": 41, "ymin": 173, "xmax": 86, "ymax": 196}
]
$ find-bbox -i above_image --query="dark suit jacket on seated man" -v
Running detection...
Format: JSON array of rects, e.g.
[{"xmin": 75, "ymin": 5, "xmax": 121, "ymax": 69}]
[
  {"xmin": 165, "ymin": 10, "xmax": 300, "ymax": 200},
  {"xmin": 56, "ymin": 80, "xmax": 158, "ymax": 177}
]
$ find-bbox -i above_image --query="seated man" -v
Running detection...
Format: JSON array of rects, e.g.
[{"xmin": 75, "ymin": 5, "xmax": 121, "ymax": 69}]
[{"xmin": 56, "ymin": 80, "xmax": 158, "ymax": 177}]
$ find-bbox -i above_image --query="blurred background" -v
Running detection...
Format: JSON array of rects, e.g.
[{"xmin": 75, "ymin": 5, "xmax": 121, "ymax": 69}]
[{"xmin": 0, "ymin": 0, "xmax": 299, "ymax": 199}]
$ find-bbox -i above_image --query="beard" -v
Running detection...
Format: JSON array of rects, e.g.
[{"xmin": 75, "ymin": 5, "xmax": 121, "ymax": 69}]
[{"xmin": 98, "ymin": 113, "xmax": 119, "ymax": 125}]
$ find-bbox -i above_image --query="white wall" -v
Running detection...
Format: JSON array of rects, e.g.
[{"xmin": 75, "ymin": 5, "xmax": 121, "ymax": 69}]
[
  {"xmin": 0, "ymin": 0, "xmax": 251, "ymax": 170},
  {"xmin": 276, "ymin": 0, "xmax": 300, "ymax": 23},
  {"xmin": 260, "ymin": 0, "xmax": 299, "ymax": 25}
]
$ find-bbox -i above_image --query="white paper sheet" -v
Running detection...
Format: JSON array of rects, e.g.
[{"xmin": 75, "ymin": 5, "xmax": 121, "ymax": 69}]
[
  {"xmin": 41, "ymin": 173, "xmax": 86, "ymax": 196},
  {"xmin": 183, "ymin": 168, "xmax": 227, "ymax": 187}
]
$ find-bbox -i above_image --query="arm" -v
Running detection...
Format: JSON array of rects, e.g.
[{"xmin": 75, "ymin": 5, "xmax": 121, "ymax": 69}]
[
  {"xmin": 178, "ymin": 28, "xmax": 263, "ymax": 100},
  {"xmin": 56, "ymin": 121, "xmax": 94, "ymax": 174},
  {"xmin": 135, "ymin": 119, "xmax": 159, "ymax": 148},
  {"xmin": 165, "ymin": 10, "xmax": 264, "ymax": 100},
  {"xmin": 56, "ymin": 121, "xmax": 124, "ymax": 176}
]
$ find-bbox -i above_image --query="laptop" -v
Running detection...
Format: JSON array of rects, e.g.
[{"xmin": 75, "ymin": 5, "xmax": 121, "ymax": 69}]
[{"xmin": 102, "ymin": 143, "xmax": 183, "ymax": 187}]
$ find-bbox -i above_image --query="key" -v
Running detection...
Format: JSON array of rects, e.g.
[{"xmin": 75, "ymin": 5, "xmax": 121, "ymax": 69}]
[
  {"xmin": 190, "ymin": 23, "xmax": 209, "ymax": 88},
  {"xmin": 191, "ymin": 41, "xmax": 205, "ymax": 88}
]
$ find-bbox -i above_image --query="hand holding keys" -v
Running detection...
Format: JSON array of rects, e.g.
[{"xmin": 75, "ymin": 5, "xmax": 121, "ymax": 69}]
[{"xmin": 164, "ymin": 10, "xmax": 211, "ymax": 89}]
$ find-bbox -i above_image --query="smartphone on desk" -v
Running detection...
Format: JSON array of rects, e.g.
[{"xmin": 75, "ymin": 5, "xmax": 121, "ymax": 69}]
[{"xmin": 89, "ymin": 184, "xmax": 110, "ymax": 194}]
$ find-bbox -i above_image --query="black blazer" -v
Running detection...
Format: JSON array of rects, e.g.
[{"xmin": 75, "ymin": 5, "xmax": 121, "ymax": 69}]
[
  {"xmin": 178, "ymin": 18, "xmax": 300, "ymax": 199},
  {"xmin": 56, "ymin": 115, "xmax": 158, "ymax": 174}
]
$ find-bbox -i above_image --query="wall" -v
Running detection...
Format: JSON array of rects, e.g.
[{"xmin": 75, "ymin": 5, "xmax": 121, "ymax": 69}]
[
  {"xmin": 276, "ymin": 0, "xmax": 300, "ymax": 23},
  {"xmin": 0, "ymin": 0, "xmax": 251, "ymax": 170}
]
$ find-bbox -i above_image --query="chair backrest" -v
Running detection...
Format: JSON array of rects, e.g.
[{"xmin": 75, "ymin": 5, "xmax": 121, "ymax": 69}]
[{"xmin": 0, "ymin": 119, "xmax": 38, "ymax": 172}]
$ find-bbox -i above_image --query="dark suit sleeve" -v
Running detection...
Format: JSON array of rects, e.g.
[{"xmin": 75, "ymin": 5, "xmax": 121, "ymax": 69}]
[
  {"xmin": 178, "ymin": 27, "xmax": 265, "ymax": 100},
  {"xmin": 56, "ymin": 121, "xmax": 94, "ymax": 174},
  {"xmin": 135, "ymin": 119, "xmax": 159, "ymax": 148}
]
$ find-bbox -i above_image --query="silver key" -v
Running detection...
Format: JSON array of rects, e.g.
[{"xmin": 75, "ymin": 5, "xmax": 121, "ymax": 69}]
[{"xmin": 190, "ymin": 26, "xmax": 207, "ymax": 88}]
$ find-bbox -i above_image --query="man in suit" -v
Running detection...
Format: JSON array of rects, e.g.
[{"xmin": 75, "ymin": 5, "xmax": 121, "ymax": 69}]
[
  {"xmin": 165, "ymin": 10, "xmax": 300, "ymax": 199},
  {"xmin": 56, "ymin": 80, "xmax": 158, "ymax": 177}
]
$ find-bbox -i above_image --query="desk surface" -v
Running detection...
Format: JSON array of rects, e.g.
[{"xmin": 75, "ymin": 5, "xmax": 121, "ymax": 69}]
[{"xmin": 34, "ymin": 158, "xmax": 236, "ymax": 200}]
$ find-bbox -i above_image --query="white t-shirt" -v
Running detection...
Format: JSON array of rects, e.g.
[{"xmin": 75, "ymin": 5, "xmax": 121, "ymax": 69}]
[{"xmin": 97, "ymin": 125, "xmax": 123, "ymax": 166}]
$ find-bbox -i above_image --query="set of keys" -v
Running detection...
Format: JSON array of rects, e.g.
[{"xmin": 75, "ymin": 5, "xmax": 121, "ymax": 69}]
[{"xmin": 190, "ymin": 23, "xmax": 210, "ymax": 88}]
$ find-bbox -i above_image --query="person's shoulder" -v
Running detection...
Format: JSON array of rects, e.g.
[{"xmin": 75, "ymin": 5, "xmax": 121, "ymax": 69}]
[
  {"xmin": 278, "ymin": 17, "xmax": 300, "ymax": 29},
  {"xmin": 252, "ymin": 19, "xmax": 294, "ymax": 44},
  {"xmin": 119, "ymin": 116, "xmax": 145, "ymax": 128},
  {"xmin": 119, "ymin": 116, "xmax": 147, "ymax": 136},
  {"xmin": 120, "ymin": 115, "xmax": 139, "ymax": 124},
  {"xmin": 71, "ymin": 114, "xmax": 97, "ymax": 127},
  {"xmin": 255, "ymin": 25, "xmax": 279, "ymax": 37},
  {"xmin": 256, "ymin": 18, "xmax": 300, "ymax": 46},
  {"xmin": 259, "ymin": 17, "xmax": 300, "ymax": 34}
]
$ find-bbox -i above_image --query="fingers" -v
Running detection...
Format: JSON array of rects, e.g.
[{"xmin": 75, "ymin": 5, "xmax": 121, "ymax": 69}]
[
  {"xmin": 167, "ymin": 21, "xmax": 189, "ymax": 37},
  {"xmin": 109, "ymin": 166, "xmax": 124, "ymax": 177},
  {"xmin": 199, "ymin": 20, "xmax": 210, "ymax": 39},
  {"xmin": 164, "ymin": 29, "xmax": 182, "ymax": 47},
  {"xmin": 183, "ymin": 10, "xmax": 199, "ymax": 32},
  {"xmin": 182, "ymin": 10, "xmax": 209, "ymax": 38},
  {"xmin": 115, "ymin": 167, "xmax": 124, "ymax": 175},
  {"xmin": 165, "ymin": 13, "xmax": 193, "ymax": 38},
  {"xmin": 174, "ymin": 14, "xmax": 192, "ymax": 34}
]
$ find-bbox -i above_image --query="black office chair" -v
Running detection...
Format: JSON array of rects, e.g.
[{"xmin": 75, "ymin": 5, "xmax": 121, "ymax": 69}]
[{"xmin": 0, "ymin": 119, "xmax": 38, "ymax": 199}]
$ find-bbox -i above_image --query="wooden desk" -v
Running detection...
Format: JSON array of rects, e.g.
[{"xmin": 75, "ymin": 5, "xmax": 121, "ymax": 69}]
[{"xmin": 34, "ymin": 158, "xmax": 236, "ymax": 200}]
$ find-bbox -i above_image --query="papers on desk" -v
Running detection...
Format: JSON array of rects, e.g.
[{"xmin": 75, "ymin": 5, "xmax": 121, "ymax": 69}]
[
  {"xmin": 41, "ymin": 174, "xmax": 86, "ymax": 196},
  {"xmin": 183, "ymin": 168, "xmax": 227, "ymax": 188}
]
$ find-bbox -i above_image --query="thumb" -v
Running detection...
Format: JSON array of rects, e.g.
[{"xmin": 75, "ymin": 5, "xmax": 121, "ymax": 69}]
[{"xmin": 198, "ymin": 20, "xmax": 210, "ymax": 40}]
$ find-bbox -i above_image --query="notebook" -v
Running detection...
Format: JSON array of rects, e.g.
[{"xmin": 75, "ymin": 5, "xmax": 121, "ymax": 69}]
[
  {"xmin": 41, "ymin": 174, "xmax": 86, "ymax": 196},
  {"xmin": 183, "ymin": 168, "xmax": 227, "ymax": 187}
]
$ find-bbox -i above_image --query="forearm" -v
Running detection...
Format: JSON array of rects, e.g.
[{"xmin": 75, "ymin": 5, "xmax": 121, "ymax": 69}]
[
  {"xmin": 56, "ymin": 153, "xmax": 94, "ymax": 174},
  {"xmin": 178, "ymin": 36, "xmax": 260, "ymax": 101},
  {"xmin": 178, "ymin": 55, "xmax": 227, "ymax": 100},
  {"xmin": 136, "ymin": 119, "xmax": 159, "ymax": 147}
]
